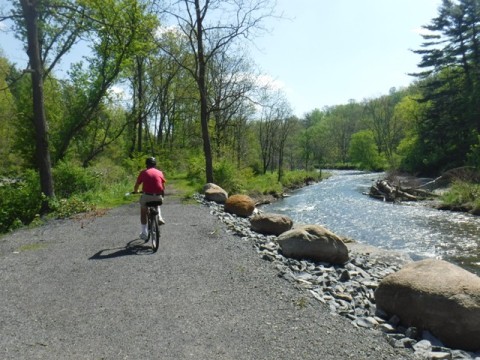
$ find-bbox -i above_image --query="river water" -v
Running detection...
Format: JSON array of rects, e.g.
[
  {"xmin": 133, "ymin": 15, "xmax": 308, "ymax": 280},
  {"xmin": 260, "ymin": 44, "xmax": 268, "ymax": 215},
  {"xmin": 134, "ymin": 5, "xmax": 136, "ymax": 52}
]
[{"xmin": 263, "ymin": 170, "xmax": 480, "ymax": 275}]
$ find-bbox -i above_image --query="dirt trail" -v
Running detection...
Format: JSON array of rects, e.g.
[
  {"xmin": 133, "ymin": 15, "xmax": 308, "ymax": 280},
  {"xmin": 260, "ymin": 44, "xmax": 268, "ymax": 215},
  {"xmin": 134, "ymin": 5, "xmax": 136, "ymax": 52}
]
[{"xmin": 0, "ymin": 194, "xmax": 414, "ymax": 359}]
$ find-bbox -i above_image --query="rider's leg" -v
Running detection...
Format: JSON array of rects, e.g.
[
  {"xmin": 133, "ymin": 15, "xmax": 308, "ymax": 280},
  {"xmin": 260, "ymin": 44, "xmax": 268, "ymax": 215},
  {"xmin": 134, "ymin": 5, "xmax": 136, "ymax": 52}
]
[
  {"xmin": 157, "ymin": 206, "xmax": 165, "ymax": 225},
  {"xmin": 140, "ymin": 206, "xmax": 148, "ymax": 234}
]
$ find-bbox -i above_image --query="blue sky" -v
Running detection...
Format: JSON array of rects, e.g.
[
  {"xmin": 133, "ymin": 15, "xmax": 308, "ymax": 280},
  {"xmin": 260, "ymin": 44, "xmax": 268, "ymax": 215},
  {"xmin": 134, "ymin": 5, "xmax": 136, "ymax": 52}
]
[
  {"xmin": 251, "ymin": 0, "xmax": 443, "ymax": 116},
  {"xmin": 0, "ymin": 0, "xmax": 442, "ymax": 117}
]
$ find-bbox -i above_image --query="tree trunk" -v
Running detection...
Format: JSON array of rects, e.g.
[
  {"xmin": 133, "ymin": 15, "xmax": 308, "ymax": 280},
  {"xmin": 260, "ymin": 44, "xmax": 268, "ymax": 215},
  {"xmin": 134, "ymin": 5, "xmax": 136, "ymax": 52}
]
[
  {"xmin": 136, "ymin": 57, "xmax": 144, "ymax": 153},
  {"xmin": 195, "ymin": 0, "xmax": 213, "ymax": 183},
  {"xmin": 20, "ymin": 0, "xmax": 55, "ymax": 212}
]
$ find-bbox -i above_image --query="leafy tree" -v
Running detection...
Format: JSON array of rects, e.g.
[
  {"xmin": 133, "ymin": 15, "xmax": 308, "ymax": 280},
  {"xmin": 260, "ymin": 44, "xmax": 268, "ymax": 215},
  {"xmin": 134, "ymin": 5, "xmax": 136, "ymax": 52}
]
[
  {"xmin": 411, "ymin": 0, "xmax": 480, "ymax": 174},
  {"xmin": 363, "ymin": 88, "xmax": 406, "ymax": 167},
  {"xmin": 348, "ymin": 130, "xmax": 384, "ymax": 171},
  {"xmin": 54, "ymin": 0, "xmax": 159, "ymax": 163},
  {"xmin": 0, "ymin": 55, "xmax": 17, "ymax": 173}
]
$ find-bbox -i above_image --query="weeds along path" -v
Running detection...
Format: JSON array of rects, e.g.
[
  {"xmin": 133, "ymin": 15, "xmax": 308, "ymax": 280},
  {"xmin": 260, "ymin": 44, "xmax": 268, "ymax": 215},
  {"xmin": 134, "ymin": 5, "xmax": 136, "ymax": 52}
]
[{"xmin": 0, "ymin": 195, "xmax": 414, "ymax": 360}]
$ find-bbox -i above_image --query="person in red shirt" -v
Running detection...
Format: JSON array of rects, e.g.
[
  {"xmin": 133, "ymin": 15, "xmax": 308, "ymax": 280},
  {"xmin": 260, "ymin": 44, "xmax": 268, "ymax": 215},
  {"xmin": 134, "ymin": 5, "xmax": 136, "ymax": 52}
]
[{"xmin": 133, "ymin": 157, "xmax": 166, "ymax": 240}]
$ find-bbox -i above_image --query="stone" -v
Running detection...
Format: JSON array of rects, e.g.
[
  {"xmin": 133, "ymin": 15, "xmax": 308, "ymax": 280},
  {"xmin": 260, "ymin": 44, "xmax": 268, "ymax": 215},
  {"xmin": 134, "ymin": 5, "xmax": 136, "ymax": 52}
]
[
  {"xmin": 193, "ymin": 193, "xmax": 479, "ymax": 359},
  {"xmin": 224, "ymin": 194, "xmax": 256, "ymax": 217},
  {"xmin": 250, "ymin": 213, "xmax": 293, "ymax": 236},
  {"xmin": 375, "ymin": 259, "xmax": 480, "ymax": 352},
  {"xmin": 276, "ymin": 225, "xmax": 349, "ymax": 264},
  {"xmin": 203, "ymin": 183, "xmax": 228, "ymax": 204}
]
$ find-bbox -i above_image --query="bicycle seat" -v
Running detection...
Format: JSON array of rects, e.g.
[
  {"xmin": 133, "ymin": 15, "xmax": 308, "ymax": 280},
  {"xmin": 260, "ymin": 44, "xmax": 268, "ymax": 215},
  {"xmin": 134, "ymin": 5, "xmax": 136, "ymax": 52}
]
[{"xmin": 146, "ymin": 201, "xmax": 163, "ymax": 207}]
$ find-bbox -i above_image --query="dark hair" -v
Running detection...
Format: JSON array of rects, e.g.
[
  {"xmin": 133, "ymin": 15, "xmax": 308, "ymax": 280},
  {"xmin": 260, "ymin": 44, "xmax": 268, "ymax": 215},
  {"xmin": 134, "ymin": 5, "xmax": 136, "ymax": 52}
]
[{"xmin": 146, "ymin": 157, "xmax": 156, "ymax": 168}]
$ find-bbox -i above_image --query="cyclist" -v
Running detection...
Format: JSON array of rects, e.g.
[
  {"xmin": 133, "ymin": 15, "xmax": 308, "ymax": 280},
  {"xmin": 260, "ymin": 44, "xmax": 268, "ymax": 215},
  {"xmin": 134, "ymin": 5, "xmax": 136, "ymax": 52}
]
[{"xmin": 133, "ymin": 157, "xmax": 166, "ymax": 240}]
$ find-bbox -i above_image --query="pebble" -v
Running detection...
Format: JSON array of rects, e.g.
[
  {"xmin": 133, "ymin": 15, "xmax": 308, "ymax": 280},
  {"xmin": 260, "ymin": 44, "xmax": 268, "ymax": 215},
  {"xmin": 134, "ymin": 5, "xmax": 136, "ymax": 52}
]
[{"xmin": 195, "ymin": 194, "xmax": 480, "ymax": 360}]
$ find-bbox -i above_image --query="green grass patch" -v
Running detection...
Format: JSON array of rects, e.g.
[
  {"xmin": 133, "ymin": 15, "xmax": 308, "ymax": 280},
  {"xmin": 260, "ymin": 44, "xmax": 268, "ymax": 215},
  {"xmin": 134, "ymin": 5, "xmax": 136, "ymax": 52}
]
[
  {"xmin": 0, "ymin": 163, "xmax": 327, "ymax": 235},
  {"xmin": 441, "ymin": 181, "xmax": 480, "ymax": 212},
  {"xmin": 16, "ymin": 242, "xmax": 48, "ymax": 252}
]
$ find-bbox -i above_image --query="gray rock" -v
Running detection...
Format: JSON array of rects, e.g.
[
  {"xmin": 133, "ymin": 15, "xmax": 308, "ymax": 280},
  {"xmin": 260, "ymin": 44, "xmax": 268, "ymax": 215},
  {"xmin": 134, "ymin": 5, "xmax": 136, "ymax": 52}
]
[
  {"xmin": 250, "ymin": 213, "xmax": 293, "ymax": 236},
  {"xmin": 375, "ymin": 259, "xmax": 480, "ymax": 352},
  {"xmin": 203, "ymin": 183, "xmax": 228, "ymax": 203},
  {"xmin": 193, "ymin": 193, "xmax": 477, "ymax": 359},
  {"xmin": 277, "ymin": 225, "xmax": 349, "ymax": 264}
]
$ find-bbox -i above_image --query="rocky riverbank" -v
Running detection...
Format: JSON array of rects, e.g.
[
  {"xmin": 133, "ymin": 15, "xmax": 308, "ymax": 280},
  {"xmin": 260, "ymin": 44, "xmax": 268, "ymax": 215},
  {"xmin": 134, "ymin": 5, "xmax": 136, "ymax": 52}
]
[{"xmin": 194, "ymin": 193, "xmax": 480, "ymax": 360}]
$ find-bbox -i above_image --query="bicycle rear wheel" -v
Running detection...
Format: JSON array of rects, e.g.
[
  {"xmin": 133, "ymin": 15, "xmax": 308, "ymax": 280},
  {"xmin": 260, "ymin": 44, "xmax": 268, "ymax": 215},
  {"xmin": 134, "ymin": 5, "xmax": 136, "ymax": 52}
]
[{"xmin": 151, "ymin": 214, "xmax": 160, "ymax": 252}]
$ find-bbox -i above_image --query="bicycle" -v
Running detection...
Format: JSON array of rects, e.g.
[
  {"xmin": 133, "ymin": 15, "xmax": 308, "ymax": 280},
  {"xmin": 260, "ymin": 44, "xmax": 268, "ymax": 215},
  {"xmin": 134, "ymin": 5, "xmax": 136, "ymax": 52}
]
[
  {"xmin": 145, "ymin": 199, "xmax": 162, "ymax": 253},
  {"xmin": 127, "ymin": 192, "xmax": 162, "ymax": 253}
]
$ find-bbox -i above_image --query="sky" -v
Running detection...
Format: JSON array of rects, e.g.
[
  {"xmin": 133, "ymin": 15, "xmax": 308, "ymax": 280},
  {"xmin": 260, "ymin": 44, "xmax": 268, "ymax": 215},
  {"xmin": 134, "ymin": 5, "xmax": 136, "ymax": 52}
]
[
  {"xmin": 250, "ymin": 0, "xmax": 443, "ymax": 116},
  {"xmin": 0, "ymin": 0, "xmax": 443, "ymax": 117}
]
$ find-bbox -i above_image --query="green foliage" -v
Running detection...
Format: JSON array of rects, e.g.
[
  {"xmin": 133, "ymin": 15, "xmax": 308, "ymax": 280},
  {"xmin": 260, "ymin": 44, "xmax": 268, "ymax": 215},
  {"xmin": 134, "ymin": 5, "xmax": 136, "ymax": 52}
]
[
  {"xmin": 0, "ymin": 56, "xmax": 19, "ymax": 173},
  {"xmin": 348, "ymin": 130, "xmax": 385, "ymax": 171},
  {"xmin": 48, "ymin": 196, "xmax": 95, "ymax": 219},
  {"xmin": 466, "ymin": 134, "xmax": 480, "ymax": 168},
  {"xmin": 243, "ymin": 171, "xmax": 283, "ymax": 196},
  {"xmin": 281, "ymin": 170, "xmax": 323, "ymax": 190},
  {"xmin": 213, "ymin": 160, "xmax": 243, "ymax": 193},
  {"xmin": 441, "ymin": 181, "xmax": 480, "ymax": 212},
  {"xmin": 186, "ymin": 154, "xmax": 206, "ymax": 186},
  {"xmin": 53, "ymin": 161, "xmax": 101, "ymax": 198},
  {"xmin": 0, "ymin": 171, "xmax": 42, "ymax": 233}
]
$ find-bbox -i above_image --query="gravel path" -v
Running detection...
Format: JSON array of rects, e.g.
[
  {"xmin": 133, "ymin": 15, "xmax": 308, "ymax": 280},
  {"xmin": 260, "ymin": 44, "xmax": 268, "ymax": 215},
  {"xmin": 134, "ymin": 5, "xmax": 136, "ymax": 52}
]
[{"xmin": 0, "ymin": 193, "xmax": 415, "ymax": 360}]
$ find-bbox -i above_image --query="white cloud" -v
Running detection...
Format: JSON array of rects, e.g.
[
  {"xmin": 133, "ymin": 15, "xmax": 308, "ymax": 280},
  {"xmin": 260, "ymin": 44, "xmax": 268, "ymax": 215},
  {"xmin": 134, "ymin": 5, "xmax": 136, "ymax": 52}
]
[
  {"xmin": 155, "ymin": 25, "xmax": 183, "ymax": 39},
  {"xmin": 255, "ymin": 74, "xmax": 287, "ymax": 92},
  {"xmin": 108, "ymin": 85, "xmax": 130, "ymax": 104}
]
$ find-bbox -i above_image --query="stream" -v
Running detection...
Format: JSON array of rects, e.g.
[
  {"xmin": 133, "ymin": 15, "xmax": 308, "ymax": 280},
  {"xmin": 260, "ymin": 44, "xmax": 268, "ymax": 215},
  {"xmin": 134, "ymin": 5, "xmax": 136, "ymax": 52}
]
[{"xmin": 263, "ymin": 170, "xmax": 480, "ymax": 275}]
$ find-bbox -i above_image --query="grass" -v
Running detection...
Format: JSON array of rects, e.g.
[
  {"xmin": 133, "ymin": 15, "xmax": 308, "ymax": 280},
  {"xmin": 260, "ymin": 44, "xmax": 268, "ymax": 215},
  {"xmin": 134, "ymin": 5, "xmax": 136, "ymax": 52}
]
[
  {"xmin": 16, "ymin": 242, "xmax": 48, "ymax": 252},
  {"xmin": 441, "ymin": 181, "xmax": 480, "ymax": 213},
  {"xmin": 0, "ymin": 166, "xmax": 327, "ymax": 235}
]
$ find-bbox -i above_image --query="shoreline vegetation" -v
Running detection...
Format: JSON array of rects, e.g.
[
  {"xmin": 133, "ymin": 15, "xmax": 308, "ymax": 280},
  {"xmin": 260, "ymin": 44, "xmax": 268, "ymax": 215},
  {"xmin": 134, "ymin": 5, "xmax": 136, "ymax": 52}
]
[
  {"xmin": 379, "ymin": 168, "xmax": 480, "ymax": 216},
  {"xmin": 1, "ymin": 164, "xmax": 479, "ymax": 236},
  {"xmin": 0, "ymin": 166, "xmax": 325, "ymax": 235}
]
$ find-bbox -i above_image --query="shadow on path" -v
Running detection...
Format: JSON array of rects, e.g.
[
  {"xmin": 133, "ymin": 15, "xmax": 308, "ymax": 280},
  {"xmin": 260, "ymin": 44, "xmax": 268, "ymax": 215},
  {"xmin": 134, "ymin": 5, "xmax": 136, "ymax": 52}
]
[{"xmin": 89, "ymin": 239, "xmax": 153, "ymax": 260}]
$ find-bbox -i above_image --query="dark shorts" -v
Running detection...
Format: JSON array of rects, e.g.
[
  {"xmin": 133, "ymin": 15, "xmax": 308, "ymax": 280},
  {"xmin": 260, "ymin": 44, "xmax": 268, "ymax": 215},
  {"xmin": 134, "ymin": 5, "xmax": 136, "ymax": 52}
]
[{"xmin": 139, "ymin": 193, "xmax": 163, "ymax": 207}]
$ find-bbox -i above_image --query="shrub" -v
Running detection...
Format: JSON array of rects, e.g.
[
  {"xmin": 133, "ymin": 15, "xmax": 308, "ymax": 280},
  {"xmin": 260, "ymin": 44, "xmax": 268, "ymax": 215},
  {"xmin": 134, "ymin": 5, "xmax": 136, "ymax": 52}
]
[
  {"xmin": 186, "ymin": 155, "xmax": 206, "ymax": 185},
  {"xmin": 49, "ymin": 196, "xmax": 95, "ymax": 219},
  {"xmin": 213, "ymin": 160, "xmax": 242, "ymax": 193},
  {"xmin": 441, "ymin": 181, "xmax": 480, "ymax": 210},
  {"xmin": 53, "ymin": 161, "xmax": 101, "ymax": 198},
  {"xmin": 0, "ymin": 170, "xmax": 42, "ymax": 233}
]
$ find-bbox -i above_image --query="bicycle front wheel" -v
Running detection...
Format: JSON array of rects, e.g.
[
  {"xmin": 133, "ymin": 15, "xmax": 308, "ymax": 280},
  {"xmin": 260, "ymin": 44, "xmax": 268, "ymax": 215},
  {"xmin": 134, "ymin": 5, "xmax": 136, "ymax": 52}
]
[{"xmin": 151, "ymin": 215, "xmax": 160, "ymax": 253}]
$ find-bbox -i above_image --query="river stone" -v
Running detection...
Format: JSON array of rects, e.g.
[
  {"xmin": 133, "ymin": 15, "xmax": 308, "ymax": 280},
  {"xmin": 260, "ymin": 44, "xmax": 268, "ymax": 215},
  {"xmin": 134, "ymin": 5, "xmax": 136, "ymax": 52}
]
[
  {"xmin": 276, "ymin": 225, "xmax": 349, "ymax": 264},
  {"xmin": 250, "ymin": 213, "xmax": 293, "ymax": 236},
  {"xmin": 224, "ymin": 194, "xmax": 255, "ymax": 217},
  {"xmin": 374, "ymin": 259, "xmax": 480, "ymax": 352},
  {"xmin": 203, "ymin": 183, "xmax": 228, "ymax": 204}
]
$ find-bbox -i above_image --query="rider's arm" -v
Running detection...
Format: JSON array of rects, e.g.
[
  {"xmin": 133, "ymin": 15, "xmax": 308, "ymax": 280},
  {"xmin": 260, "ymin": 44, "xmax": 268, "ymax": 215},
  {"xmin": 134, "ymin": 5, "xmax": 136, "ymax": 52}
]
[{"xmin": 133, "ymin": 174, "xmax": 142, "ymax": 193}]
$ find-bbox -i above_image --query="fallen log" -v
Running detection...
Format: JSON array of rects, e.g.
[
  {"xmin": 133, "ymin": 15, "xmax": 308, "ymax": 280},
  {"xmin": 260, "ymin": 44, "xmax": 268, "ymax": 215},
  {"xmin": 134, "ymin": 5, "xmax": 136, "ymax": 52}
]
[{"xmin": 369, "ymin": 179, "xmax": 435, "ymax": 202}]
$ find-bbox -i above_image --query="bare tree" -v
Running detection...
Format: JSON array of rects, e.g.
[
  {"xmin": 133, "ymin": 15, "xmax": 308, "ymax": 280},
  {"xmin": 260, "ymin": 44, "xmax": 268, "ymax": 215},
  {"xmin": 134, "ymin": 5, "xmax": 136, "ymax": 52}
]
[
  {"xmin": 208, "ymin": 50, "xmax": 257, "ymax": 159},
  {"xmin": 257, "ymin": 88, "xmax": 292, "ymax": 176},
  {"xmin": 162, "ymin": 0, "xmax": 275, "ymax": 183}
]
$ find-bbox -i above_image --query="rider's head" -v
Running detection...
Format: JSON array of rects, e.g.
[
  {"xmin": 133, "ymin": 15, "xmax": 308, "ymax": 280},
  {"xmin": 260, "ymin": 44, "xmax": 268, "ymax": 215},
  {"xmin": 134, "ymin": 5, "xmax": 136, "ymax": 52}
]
[{"xmin": 146, "ymin": 157, "xmax": 156, "ymax": 169}]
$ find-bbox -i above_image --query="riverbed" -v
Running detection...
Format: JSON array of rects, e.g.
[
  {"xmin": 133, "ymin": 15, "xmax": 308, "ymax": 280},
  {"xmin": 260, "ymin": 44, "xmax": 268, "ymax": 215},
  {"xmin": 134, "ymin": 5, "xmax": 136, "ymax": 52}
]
[{"xmin": 264, "ymin": 170, "xmax": 480, "ymax": 275}]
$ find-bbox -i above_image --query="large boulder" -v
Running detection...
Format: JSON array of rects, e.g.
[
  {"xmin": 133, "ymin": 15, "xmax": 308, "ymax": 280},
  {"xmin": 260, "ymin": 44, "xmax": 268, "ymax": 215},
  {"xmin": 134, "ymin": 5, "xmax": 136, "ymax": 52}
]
[
  {"xmin": 224, "ymin": 194, "xmax": 255, "ymax": 217},
  {"xmin": 375, "ymin": 259, "xmax": 480, "ymax": 351},
  {"xmin": 276, "ymin": 225, "xmax": 349, "ymax": 264},
  {"xmin": 203, "ymin": 183, "xmax": 228, "ymax": 204},
  {"xmin": 250, "ymin": 213, "xmax": 293, "ymax": 236}
]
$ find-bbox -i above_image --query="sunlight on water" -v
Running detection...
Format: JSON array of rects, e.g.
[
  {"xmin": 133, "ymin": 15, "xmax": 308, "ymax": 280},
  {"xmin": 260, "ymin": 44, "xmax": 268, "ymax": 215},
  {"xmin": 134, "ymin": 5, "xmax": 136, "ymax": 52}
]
[{"xmin": 265, "ymin": 170, "xmax": 480, "ymax": 275}]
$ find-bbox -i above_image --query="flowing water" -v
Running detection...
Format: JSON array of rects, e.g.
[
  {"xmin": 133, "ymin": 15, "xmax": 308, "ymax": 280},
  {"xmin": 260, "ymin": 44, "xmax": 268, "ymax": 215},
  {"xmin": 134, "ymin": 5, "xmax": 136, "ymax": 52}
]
[{"xmin": 264, "ymin": 170, "xmax": 480, "ymax": 275}]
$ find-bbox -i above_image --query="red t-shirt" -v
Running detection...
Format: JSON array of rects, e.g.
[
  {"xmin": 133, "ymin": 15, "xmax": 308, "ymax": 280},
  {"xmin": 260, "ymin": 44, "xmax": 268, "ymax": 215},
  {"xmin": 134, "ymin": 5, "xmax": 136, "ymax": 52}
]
[{"xmin": 136, "ymin": 168, "xmax": 166, "ymax": 194}]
